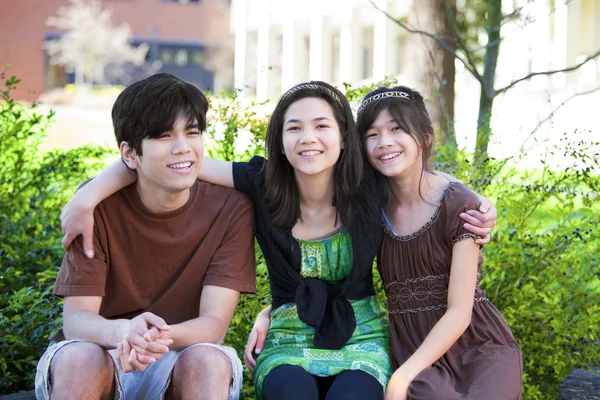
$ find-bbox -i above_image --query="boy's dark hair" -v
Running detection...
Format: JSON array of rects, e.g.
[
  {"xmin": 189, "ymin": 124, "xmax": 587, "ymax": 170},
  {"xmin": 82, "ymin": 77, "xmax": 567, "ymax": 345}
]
[
  {"xmin": 112, "ymin": 73, "xmax": 209, "ymax": 155},
  {"xmin": 356, "ymin": 85, "xmax": 434, "ymax": 206},
  {"xmin": 264, "ymin": 81, "xmax": 363, "ymax": 229}
]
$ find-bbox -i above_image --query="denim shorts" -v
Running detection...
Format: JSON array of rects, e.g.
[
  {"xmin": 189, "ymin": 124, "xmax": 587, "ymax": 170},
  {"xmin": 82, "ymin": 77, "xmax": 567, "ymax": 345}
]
[{"xmin": 35, "ymin": 339, "xmax": 243, "ymax": 400}]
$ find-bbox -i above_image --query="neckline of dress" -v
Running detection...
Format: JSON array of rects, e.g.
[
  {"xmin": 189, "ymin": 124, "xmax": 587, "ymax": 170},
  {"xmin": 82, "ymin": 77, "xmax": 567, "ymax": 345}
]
[
  {"xmin": 295, "ymin": 226, "xmax": 345, "ymax": 243},
  {"xmin": 382, "ymin": 181, "xmax": 457, "ymax": 241}
]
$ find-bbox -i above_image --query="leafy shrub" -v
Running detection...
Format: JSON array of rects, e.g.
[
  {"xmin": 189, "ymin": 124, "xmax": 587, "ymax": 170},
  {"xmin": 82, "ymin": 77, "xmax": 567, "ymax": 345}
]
[
  {"xmin": 204, "ymin": 91, "xmax": 271, "ymax": 397},
  {"xmin": 0, "ymin": 74, "xmax": 112, "ymax": 393},
  {"xmin": 482, "ymin": 141, "xmax": 599, "ymax": 399},
  {"xmin": 436, "ymin": 137, "xmax": 600, "ymax": 399}
]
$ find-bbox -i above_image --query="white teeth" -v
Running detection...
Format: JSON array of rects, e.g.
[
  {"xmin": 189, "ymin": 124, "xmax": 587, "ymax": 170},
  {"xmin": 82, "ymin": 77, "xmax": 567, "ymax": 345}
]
[
  {"xmin": 168, "ymin": 162, "xmax": 192, "ymax": 169},
  {"xmin": 380, "ymin": 153, "xmax": 400, "ymax": 161},
  {"xmin": 301, "ymin": 150, "xmax": 322, "ymax": 156}
]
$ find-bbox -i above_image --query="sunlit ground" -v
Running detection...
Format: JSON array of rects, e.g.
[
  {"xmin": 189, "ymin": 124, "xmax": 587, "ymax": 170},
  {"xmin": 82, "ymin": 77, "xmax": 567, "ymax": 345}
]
[{"xmin": 39, "ymin": 104, "xmax": 116, "ymax": 152}]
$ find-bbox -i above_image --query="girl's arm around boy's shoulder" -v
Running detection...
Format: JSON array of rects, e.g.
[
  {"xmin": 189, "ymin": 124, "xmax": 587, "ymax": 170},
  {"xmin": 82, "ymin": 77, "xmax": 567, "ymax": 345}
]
[
  {"xmin": 198, "ymin": 157, "xmax": 234, "ymax": 188},
  {"xmin": 61, "ymin": 158, "xmax": 136, "ymax": 257}
]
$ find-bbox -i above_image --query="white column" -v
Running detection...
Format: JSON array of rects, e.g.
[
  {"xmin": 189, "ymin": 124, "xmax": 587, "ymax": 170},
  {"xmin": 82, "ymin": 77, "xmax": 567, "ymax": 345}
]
[
  {"xmin": 565, "ymin": 0, "xmax": 581, "ymax": 85},
  {"xmin": 282, "ymin": 21, "xmax": 296, "ymax": 90},
  {"xmin": 552, "ymin": 0, "xmax": 568, "ymax": 88},
  {"xmin": 256, "ymin": 0, "xmax": 271, "ymax": 101},
  {"xmin": 232, "ymin": 0, "xmax": 247, "ymax": 92},
  {"xmin": 530, "ymin": 0, "xmax": 550, "ymax": 88},
  {"xmin": 309, "ymin": 12, "xmax": 324, "ymax": 81},
  {"xmin": 297, "ymin": 32, "xmax": 310, "ymax": 83},
  {"xmin": 321, "ymin": 19, "xmax": 333, "ymax": 83},
  {"xmin": 372, "ymin": 0, "xmax": 388, "ymax": 81},
  {"xmin": 339, "ymin": 8, "xmax": 360, "ymax": 83}
]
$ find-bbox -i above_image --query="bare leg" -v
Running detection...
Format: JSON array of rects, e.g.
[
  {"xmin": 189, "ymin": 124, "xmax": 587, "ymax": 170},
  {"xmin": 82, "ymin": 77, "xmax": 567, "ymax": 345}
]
[
  {"xmin": 50, "ymin": 342, "xmax": 115, "ymax": 400},
  {"xmin": 167, "ymin": 346, "xmax": 232, "ymax": 400}
]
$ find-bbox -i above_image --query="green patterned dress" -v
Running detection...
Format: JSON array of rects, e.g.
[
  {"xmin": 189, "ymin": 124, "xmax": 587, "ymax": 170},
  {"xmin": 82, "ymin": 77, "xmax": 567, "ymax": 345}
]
[{"xmin": 253, "ymin": 230, "xmax": 392, "ymax": 398}]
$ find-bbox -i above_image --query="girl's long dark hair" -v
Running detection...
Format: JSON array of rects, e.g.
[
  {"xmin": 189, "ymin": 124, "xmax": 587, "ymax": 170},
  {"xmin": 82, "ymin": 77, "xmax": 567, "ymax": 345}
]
[{"xmin": 264, "ymin": 82, "xmax": 363, "ymax": 229}]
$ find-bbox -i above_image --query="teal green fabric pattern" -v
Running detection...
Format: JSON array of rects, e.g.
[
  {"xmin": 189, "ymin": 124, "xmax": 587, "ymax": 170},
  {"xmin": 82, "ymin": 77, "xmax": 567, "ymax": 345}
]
[{"xmin": 253, "ymin": 230, "xmax": 392, "ymax": 399}]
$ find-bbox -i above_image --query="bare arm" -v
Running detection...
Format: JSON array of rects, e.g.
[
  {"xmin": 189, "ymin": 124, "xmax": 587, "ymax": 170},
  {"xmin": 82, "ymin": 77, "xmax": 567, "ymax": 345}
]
[
  {"xmin": 244, "ymin": 305, "xmax": 272, "ymax": 371},
  {"xmin": 198, "ymin": 157, "xmax": 235, "ymax": 188},
  {"xmin": 63, "ymin": 296, "xmax": 129, "ymax": 349},
  {"xmin": 63, "ymin": 296, "xmax": 171, "ymax": 364},
  {"xmin": 385, "ymin": 239, "xmax": 480, "ymax": 399},
  {"xmin": 167, "ymin": 285, "xmax": 241, "ymax": 351},
  {"xmin": 61, "ymin": 159, "xmax": 135, "ymax": 255}
]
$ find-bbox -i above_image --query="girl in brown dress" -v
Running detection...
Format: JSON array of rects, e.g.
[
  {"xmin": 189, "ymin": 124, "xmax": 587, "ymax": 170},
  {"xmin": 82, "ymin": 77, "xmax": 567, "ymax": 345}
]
[{"xmin": 356, "ymin": 86, "xmax": 523, "ymax": 400}]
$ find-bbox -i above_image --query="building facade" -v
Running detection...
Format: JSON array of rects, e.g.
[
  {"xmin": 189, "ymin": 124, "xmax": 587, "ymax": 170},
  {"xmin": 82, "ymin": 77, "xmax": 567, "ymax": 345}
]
[
  {"xmin": 0, "ymin": 0, "xmax": 233, "ymax": 101},
  {"xmin": 231, "ymin": 0, "xmax": 408, "ymax": 99},
  {"xmin": 230, "ymin": 0, "xmax": 600, "ymax": 101}
]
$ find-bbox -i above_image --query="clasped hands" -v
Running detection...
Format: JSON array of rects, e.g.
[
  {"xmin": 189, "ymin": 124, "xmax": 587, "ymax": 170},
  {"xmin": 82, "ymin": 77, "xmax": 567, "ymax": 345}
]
[{"xmin": 116, "ymin": 312, "xmax": 173, "ymax": 373}]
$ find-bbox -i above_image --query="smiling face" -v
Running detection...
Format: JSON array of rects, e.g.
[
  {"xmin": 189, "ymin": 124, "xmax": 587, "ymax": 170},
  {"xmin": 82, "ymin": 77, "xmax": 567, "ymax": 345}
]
[
  {"xmin": 281, "ymin": 97, "xmax": 343, "ymax": 179},
  {"xmin": 364, "ymin": 108, "xmax": 424, "ymax": 179},
  {"xmin": 122, "ymin": 114, "xmax": 204, "ymax": 199}
]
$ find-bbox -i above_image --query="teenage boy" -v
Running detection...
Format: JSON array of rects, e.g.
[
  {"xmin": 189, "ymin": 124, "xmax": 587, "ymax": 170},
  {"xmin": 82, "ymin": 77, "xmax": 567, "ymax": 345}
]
[{"xmin": 35, "ymin": 73, "xmax": 256, "ymax": 400}]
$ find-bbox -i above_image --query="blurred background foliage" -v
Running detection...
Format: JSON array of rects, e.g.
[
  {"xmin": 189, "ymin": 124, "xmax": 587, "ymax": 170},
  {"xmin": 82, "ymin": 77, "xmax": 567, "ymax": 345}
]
[{"xmin": 1, "ymin": 75, "xmax": 598, "ymax": 399}]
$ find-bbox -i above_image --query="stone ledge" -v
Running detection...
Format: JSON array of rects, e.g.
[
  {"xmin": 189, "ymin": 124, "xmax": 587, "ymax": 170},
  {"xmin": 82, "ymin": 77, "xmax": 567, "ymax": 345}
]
[
  {"xmin": 559, "ymin": 368, "xmax": 600, "ymax": 400},
  {"xmin": 0, "ymin": 390, "xmax": 35, "ymax": 400}
]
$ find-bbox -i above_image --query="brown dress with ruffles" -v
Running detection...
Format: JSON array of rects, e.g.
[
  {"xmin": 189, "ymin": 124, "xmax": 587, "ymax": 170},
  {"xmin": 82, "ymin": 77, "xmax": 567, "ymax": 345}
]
[{"xmin": 378, "ymin": 182, "xmax": 522, "ymax": 399}]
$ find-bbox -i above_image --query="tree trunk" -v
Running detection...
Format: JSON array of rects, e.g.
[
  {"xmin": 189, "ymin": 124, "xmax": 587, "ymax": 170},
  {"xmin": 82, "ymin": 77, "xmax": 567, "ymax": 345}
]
[
  {"xmin": 474, "ymin": 0, "xmax": 502, "ymax": 167},
  {"xmin": 475, "ymin": 88, "xmax": 494, "ymax": 167},
  {"xmin": 406, "ymin": 0, "xmax": 457, "ymax": 156}
]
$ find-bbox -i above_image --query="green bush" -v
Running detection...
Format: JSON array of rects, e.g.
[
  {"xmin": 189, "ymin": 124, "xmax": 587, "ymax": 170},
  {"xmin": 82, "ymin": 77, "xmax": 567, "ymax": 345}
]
[
  {"xmin": 204, "ymin": 91, "xmax": 271, "ymax": 398},
  {"xmin": 483, "ymin": 144, "xmax": 599, "ymax": 399},
  {"xmin": 436, "ymin": 138, "xmax": 600, "ymax": 399},
  {"xmin": 0, "ymin": 75, "xmax": 112, "ymax": 393},
  {"xmin": 1, "ymin": 75, "xmax": 598, "ymax": 399}
]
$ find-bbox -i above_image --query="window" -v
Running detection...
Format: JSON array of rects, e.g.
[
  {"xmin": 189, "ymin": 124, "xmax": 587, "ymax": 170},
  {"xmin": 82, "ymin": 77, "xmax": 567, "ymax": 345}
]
[
  {"xmin": 173, "ymin": 49, "xmax": 189, "ymax": 66},
  {"xmin": 191, "ymin": 51, "xmax": 205, "ymax": 66},
  {"xmin": 159, "ymin": 46, "xmax": 205, "ymax": 66},
  {"xmin": 159, "ymin": 48, "xmax": 174, "ymax": 64}
]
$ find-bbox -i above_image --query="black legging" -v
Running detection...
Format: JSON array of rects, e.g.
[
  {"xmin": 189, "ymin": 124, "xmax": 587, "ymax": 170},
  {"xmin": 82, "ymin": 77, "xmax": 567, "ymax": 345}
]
[{"xmin": 262, "ymin": 364, "xmax": 384, "ymax": 400}]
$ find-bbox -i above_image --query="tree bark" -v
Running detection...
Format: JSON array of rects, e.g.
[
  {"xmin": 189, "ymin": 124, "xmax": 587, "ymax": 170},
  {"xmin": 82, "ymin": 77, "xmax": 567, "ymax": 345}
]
[
  {"xmin": 405, "ymin": 0, "xmax": 457, "ymax": 154},
  {"xmin": 474, "ymin": 0, "xmax": 502, "ymax": 167}
]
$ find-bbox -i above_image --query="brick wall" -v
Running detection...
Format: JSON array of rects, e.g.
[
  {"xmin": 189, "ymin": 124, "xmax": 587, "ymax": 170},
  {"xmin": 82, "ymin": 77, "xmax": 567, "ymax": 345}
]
[{"xmin": 0, "ymin": 0, "xmax": 231, "ymax": 101}]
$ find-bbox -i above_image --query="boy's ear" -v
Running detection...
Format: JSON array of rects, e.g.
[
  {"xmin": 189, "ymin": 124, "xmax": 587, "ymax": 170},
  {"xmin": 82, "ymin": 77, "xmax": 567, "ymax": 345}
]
[{"xmin": 120, "ymin": 141, "xmax": 138, "ymax": 170}]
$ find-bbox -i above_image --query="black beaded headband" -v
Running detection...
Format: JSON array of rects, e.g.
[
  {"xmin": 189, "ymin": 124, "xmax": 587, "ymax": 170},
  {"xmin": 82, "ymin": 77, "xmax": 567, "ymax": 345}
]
[
  {"xmin": 357, "ymin": 90, "xmax": 411, "ymax": 113},
  {"xmin": 280, "ymin": 83, "xmax": 342, "ymax": 104}
]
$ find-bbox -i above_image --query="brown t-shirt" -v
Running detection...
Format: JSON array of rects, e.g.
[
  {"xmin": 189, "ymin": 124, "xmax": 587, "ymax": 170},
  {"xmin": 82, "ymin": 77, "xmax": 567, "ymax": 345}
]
[{"xmin": 51, "ymin": 180, "xmax": 256, "ymax": 341}]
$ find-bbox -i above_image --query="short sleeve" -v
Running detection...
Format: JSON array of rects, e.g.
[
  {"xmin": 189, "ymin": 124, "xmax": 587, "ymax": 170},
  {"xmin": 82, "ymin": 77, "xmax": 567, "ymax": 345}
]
[
  {"xmin": 53, "ymin": 211, "xmax": 108, "ymax": 298},
  {"xmin": 232, "ymin": 156, "xmax": 266, "ymax": 204},
  {"xmin": 443, "ymin": 183, "xmax": 481, "ymax": 247},
  {"xmin": 204, "ymin": 192, "xmax": 257, "ymax": 293}
]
